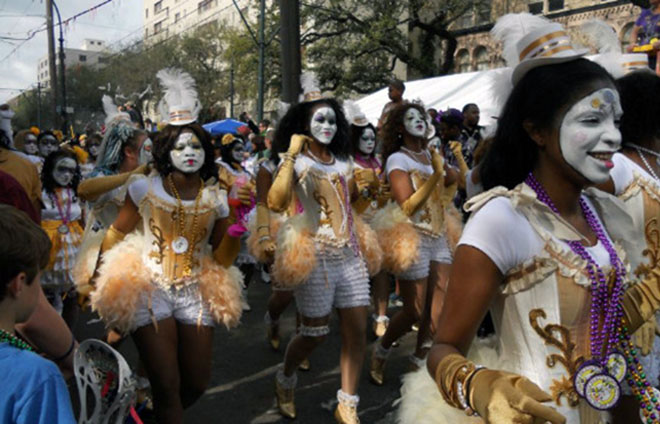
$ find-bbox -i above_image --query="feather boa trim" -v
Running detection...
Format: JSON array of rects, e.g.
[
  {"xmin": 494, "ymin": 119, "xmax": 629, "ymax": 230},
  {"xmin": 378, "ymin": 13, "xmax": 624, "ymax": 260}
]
[
  {"xmin": 91, "ymin": 233, "xmax": 153, "ymax": 334},
  {"xmin": 354, "ymin": 215, "xmax": 383, "ymax": 277},
  {"xmin": 197, "ymin": 258, "xmax": 243, "ymax": 329},
  {"xmin": 246, "ymin": 213, "xmax": 283, "ymax": 264},
  {"xmin": 370, "ymin": 203, "xmax": 420, "ymax": 275},
  {"xmin": 92, "ymin": 233, "xmax": 244, "ymax": 334},
  {"xmin": 443, "ymin": 203, "xmax": 464, "ymax": 253},
  {"xmin": 271, "ymin": 215, "xmax": 317, "ymax": 288}
]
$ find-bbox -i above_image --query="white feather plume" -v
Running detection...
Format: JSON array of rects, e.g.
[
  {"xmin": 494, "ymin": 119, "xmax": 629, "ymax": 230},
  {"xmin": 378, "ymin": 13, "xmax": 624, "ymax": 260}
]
[
  {"xmin": 102, "ymin": 95, "xmax": 131, "ymax": 126},
  {"xmin": 581, "ymin": 19, "xmax": 621, "ymax": 54},
  {"xmin": 156, "ymin": 68, "xmax": 201, "ymax": 123},
  {"xmin": 343, "ymin": 100, "xmax": 364, "ymax": 124},
  {"xmin": 277, "ymin": 101, "xmax": 290, "ymax": 120},
  {"xmin": 488, "ymin": 68, "xmax": 514, "ymax": 112},
  {"xmin": 491, "ymin": 13, "xmax": 552, "ymax": 67},
  {"xmin": 300, "ymin": 71, "xmax": 320, "ymax": 95}
]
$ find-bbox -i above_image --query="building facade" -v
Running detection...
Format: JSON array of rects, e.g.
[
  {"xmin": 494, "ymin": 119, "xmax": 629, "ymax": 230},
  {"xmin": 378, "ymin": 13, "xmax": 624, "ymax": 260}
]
[
  {"xmin": 451, "ymin": 0, "xmax": 641, "ymax": 74},
  {"xmin": 37, "ymin": 39, "xmax": 108, "ymax": 90},
  {"xmin": 142, "ymin": 0, "xmax": 245, "ymax": 43}
]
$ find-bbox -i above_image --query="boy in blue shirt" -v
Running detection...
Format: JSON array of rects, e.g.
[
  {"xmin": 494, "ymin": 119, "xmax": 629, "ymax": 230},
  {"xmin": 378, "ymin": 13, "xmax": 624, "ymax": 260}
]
[{"xmin": 0, "ymin": 204, "xmax": 76, "ymax": 423}]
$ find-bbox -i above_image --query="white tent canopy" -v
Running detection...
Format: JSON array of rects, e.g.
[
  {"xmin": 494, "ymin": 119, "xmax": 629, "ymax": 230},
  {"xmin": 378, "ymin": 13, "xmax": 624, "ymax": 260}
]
[{"xmin": 354, "ymin": 68, "xmax": 504, "ymax": 128}]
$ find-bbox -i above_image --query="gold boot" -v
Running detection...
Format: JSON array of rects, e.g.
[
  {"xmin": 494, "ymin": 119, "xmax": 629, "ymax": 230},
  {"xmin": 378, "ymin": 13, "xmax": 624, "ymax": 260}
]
[
  {"xmin": 267, "ymin": 324, "xmax": 280, "ymax": 351},
  {"xmin": 335, "ymin": 391, "xmax": 360, "ymax": 424},
  {"xmin": 275, "ymin": 378, "xmax": 296, "ymax": 419},
  {"xmin": 298, "ymin": 358, "xmax": 310, "ymax": 371},
  {"xmin": 372, "ymin": 316, "xmax": 389, "ymax": 338},
  {"xmin": 369, "ymin": 352, "xmax": 386, "ymax": 386}
]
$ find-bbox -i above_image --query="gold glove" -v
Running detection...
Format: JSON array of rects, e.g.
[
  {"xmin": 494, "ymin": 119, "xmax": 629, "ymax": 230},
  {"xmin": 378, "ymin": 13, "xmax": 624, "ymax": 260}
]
[
  {"xmin": 434, "ymin": 353, "xmax": 565, "ymax": 423},
  {"xmin": 633, "ymin": 317, "xmax": 658, "ymax": 356},
  {"xmin": 622, "ymin": 272, "xmax": 660, "ymax": 334},
  {"xmin": 400, "ymin": 150, "xmax": 444, "ymax": 217},
  {"xmin": 256, "ymin": 203, "xmax": 276, "ymax": 258},
  {"xmin": 354, "ymin": 168, "xmax": 378, "ymax": 194},
  {"xmin": 213, "ymin": 232, "xmax": 241, "ymax": 268},
  {"xmin": 100, "ymin": 225, "xmax": 126, "ymax": 254},
  {"xmin": 469, "ymin": 368, "xmax": 566, "ymax": 423},
  {"xmin": 77, "ymin": 164, "xmax": 149, "ymax": 202},
  {"xmin": 288, "ymin": 134, "xmax": 310, "ymax": 156},
  {"xmin": 237, "ymin": 180, "xmax": 256, "ymax": 206},
  {"xmin": 449, "ymin": 141, "xmax": 468, "ymax": 189}
]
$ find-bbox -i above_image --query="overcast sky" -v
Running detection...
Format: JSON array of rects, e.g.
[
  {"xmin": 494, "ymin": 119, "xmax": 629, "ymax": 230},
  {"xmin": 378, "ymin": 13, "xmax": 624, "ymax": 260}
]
[{"xmin": 0, "ymin": 0, "xmax": 142, "ymax": 103}]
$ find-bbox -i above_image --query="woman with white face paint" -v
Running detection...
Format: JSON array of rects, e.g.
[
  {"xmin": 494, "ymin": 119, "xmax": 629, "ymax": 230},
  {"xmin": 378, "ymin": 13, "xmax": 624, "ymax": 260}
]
[
  {"xmin": 39, "ymin": 149, "xmax": 84, "ymax": 329},
  {"xmin": 13, "ymin": 129, "xmax": 44, "ymax": 170},
  {"xmin": 91, "ymin": 123, "xmax": 243, "ymax": 424},
  {"xmin": 401, "ymin": 15, "xmax": 660, "ymax": 424},
  {"xmin": 268, "ymin": 95, "xmax": 382, "ymax": 423},
  {"xmin": 37, "ymin": 132, "xmax": 59, "ymax": 158},
  {"xmin": 369, "ymin": 102, "xmax": 458, "ymax": 386},
  {"xmin": 216, "ymin": 133, "xmax": 257, "ymax": 310},
  {"xmin": 347, "ymin": 112, "xmax": 392, "ymax": 340}
]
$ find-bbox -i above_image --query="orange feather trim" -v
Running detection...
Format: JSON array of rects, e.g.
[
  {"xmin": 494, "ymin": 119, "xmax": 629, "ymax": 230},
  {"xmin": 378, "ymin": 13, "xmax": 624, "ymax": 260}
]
[
  {"xmin": 246, "ymin": 214, "xmax": 283, "ymax": 263},
  {"xmin": 443, "ymin": 203, "xmax": 464, "ymax": 253},
  {"xmin": 354, "ymin": 215, "xmax": 383, "ymax": 277},
  {"xmin": 271, "ymin": 215, "xmax": 317, "ymax": 288},
  {"xmin": 90, "ymin": 234, "xmax": 153, "ymax": 335},
  {"xmin": 197, "ymin": 259, "xmax": 244, "ymax": 329},
  {"xmin": 371, "ymin": 203, "xmax": 420, "ymax": 275}
]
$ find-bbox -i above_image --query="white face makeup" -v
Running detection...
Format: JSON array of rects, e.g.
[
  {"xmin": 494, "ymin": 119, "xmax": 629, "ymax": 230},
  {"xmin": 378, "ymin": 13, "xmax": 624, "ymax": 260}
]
[
  {"xmin": 358, "ymin": 128, "xmax": 376, "ymax": 155},
  {"xmin": 559, "ymin": 87, "xmax": 622, "ymax": 184},
  {"xmin": 169, "ymin": 132, "xmax": 205, "ymax": 174},
  {"xmin": 24, "ymin": 135, "xmax": 38, "ymax": 155},
  {"xmin": 310, "ymin": 106, "xmax": 337, "ymax": 145},
  {"xmin": 139, "ymin": 138, "xmax": 153, "ymax": 165},
  {"xmin": 404, "ymin": 108, "xmax": 427, "ymax": 138},
  {"xmin": 39, "ymin": 135, "xmax": 59, "ymax": 157},
  {"xmin": 52, "ymin": 157, "xmax": 77, "ymax": 187},
  {"xmin": 231, "ymin": 144, "xmax": 246, "ymax": 162}
]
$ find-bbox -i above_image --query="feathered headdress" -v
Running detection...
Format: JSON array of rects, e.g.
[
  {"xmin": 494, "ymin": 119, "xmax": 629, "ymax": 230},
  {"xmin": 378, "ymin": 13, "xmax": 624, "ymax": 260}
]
[
  {"xmin": 491, "ymin": 13, "xmax": 587, "ymax": 85},
  {"xmin": 299, "ymin": 71, "xmax": 323, "ymax": 103},
  {"xmin": 102, "ymin": 95, "xmax": 131, "ymax": 126},
  {"xmin": 581, "ymin": 19, "xmax": 649, "ymax": 78},
  {"xmin": 93, "ymin": 95, "xmax": 139, "ymax": 177},
  {"xmin": 156, "ymin": 68, "xmax": 201, "ymax": 126},
  {"xmin": 343, "ymin": 100, "xmax": 369, "ymax": 127}
]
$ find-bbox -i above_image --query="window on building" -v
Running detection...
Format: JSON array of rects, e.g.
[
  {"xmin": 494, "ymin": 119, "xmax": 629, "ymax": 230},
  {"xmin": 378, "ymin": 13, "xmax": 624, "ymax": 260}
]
[
  {"xmin": 145, "ymin": 27, "xmax": 149, "ymax": 38},
  {"xmin": 528, "ymin": 1, "xmax": 543, "ymax": 14},
  {"xmin": 456, "ymin": 49, "xmax": 470, "ymax": 73},
  {"xmin": 198, "ymin": 0, "xmax": 214, "ymax": 14},
  {"xmin": 79, "ymin": 55, "xmax": 87, "ymax": 62},
  {"xmin": 154, "ymin": 21, "xmax": 162, "ymax": 34},
  {"xmin": 457, "ymin": 10, "xmax": 474, "ymax": 28},
  {"xmin": 175, "ymin": 12, "xmax": 180, "ymax": 22},
  {"xmin": 621, "ymin": 22, "xmax": 635, "ymax": 52},
  {"xmin": 145, "ymin": 8, "xmax": 148, "ymax": 18},
  {"xmin": 474, "ymin": 47, "xmax": 489, "ymax": 71},
  {"xmin": 476, "ymin": 3, "xmax": 491, "ymax": 25},
  {"xmin": 98, "ymin": 57, "xmax": 108, "ymax": 64},
  {"xmin": 154, "ymin": 1, "xmax": 162, "ymax": 14},
  {"xmin": 548, "ymin": 0, "xmax": 564, "ymax": 11}
]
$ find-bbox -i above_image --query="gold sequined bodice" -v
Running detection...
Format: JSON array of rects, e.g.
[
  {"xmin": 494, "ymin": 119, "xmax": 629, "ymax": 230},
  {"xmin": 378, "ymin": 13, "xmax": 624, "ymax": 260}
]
[{"xmin": 409, "ymin": 170, "xmax": 444, "ymax": 236}]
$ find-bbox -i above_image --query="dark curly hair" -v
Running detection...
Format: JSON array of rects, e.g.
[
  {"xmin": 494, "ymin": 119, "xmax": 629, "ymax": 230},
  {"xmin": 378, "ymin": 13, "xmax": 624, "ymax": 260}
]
[
  {"xmin": 381, "ymin": 102, "xmax": 427, "ymax": 166},
  {"xmin": 218, "ymin": 134, "xmax": 245, "ymax": 166},
  {"xmin": 616, "ymin": 71, "xmax": 660, "ymax": 148},
  {"xmin": 271, "ymin": 98, "xmax": 350, "ymax": 165},
  {"xmin": 152, "ymin": 123, "xmax": 217, "ymax": 181},
  {"xmin": 349, "ymin": 123, "xmax": 377, "ymax": 158},
  {"xmin": 479, "ymin": 59, "xmax": 614, "ymax": 190},
  {"xmin": 41, "ymin": 149, "xmax": 81, "ymax": 195}
]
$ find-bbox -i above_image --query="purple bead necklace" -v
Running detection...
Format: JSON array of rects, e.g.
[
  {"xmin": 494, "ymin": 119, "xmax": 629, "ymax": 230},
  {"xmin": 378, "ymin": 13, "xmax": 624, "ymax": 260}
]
[{"xmin": 525, "ymin": 173, "xmax": 625, "ymax": 364}]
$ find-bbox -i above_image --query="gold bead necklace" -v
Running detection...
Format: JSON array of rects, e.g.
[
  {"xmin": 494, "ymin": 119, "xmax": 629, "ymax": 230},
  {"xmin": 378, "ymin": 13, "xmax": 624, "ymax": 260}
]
[{"xmin": 167, "ymin": 174, "xmax": 204, "ymax": 277}]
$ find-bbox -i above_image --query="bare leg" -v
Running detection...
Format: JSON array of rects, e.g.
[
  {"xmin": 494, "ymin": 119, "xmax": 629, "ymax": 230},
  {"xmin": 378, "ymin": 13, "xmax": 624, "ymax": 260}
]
[
  {"xmin": 338, "ymin": 306, "xmax": 368, "ymax": 394},
  {"xmin": 132, "ymin": 318, "xmax": 182, "ymax": 424},
  {"xmin": 371, "ymin": 271, "xmax": 390, "ymax": 318},
  {"xmin": 429, "ymin": 261, "xmax": 450, "ymax": 337},
  {"xmin": 177, "ymin": 323, "xmax": 214, "ymax": 409},
  {"xmin": 282, "ymin": 315, "xmax": 330, "ymax": 376},
  {"xmin": 267, "ymin": 289, "xmax": 294, "ymax": 322},
  {"xmin": 240, "ymin": 263, "xmax": 255, "ymax": 288},
  {"xmin": 379, "ymin": 277, "xmax": 428, "ymax": 350}
]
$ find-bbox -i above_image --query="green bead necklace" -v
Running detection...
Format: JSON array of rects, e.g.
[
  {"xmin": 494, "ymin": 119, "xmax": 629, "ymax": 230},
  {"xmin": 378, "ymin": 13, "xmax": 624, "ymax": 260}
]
[{"xmin": 0, "ymin": 328, "xmax": 33, "ymax": 351}]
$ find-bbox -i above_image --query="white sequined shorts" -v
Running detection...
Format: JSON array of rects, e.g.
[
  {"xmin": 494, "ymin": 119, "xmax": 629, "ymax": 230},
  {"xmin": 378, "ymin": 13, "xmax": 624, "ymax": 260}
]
[
  {"xmin": 133, "ymin": 282, "xmax": 214, "ymax": 329},
  {"xmin": 398, "ymin": 234, "xmax": 452, "ymax": 281},
  {"xmin": 295, "ymin": 245, "xmax": 370, "ymax": 318}
]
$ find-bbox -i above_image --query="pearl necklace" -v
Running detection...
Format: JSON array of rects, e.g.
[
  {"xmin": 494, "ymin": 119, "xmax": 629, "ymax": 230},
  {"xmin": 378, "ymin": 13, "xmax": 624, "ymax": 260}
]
[
  {"xmin": 401, "ymin": 146, "xmax": 429, "ymax": 163},
  {"xmin": 305, "ymin": 148, "xmax": 335, "ymax": 165},
  {"xmin": 633, "ymin": 147, "xmax": 660, "ymax": 181}
]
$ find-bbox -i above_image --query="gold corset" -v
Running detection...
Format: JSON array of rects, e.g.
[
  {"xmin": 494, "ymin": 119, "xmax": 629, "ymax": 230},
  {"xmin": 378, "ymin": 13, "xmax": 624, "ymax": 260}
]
[
  {"xmin": 410, "ymin": 169, "xmax": 444, "ymax": 236},
  {"xmin": 141, "ymin": 190, "xmax": 218, "ymax": 285},
  {"xmin": 297, "ymin": 166, "xmax": 352, "ymax": 246}
]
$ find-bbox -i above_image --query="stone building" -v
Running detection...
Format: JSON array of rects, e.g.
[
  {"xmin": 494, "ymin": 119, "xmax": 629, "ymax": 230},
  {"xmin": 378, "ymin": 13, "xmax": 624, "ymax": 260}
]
[{"xmin": 451, "ymin": 0, "xmax": 641, "ymax": 73}]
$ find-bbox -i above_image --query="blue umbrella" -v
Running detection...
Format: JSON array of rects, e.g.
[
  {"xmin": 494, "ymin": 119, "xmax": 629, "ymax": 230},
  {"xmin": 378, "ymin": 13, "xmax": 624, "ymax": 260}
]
[{"xmin": 203, "ymin": 118, "xmax": 247, "ymax": 135}]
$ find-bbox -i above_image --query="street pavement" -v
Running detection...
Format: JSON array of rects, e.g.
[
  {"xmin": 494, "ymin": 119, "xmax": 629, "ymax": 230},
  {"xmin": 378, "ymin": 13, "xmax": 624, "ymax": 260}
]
[{"xmin": 72, "ymin": 276, "xmax": 420, "ymax": 424}]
